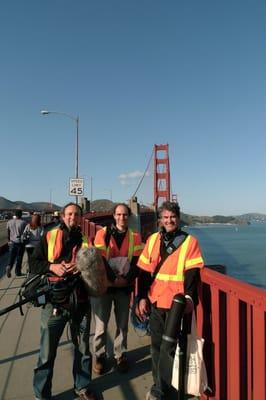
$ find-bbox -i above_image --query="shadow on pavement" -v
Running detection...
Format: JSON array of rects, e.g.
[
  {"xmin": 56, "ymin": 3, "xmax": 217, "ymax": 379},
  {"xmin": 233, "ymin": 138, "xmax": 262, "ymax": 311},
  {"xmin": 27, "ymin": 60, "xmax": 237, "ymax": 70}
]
[
  {"xmin": 54, "ymin": 344, "xmax": 151, "ymax": 400},
  {"xmin": 0, "ymin": 340, "xmax": 72, "ymax": 365}
]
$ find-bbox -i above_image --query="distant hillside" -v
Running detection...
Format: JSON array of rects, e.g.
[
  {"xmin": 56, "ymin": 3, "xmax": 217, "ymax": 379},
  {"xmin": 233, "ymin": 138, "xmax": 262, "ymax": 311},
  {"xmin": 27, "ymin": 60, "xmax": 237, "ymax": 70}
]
[
  {"xmin": 234, "ymin": 213, "xmax": 266, "ymax": 223},
  {"xmin": 180, "ymin": 213, "xmax": 243, "ymax": 225},
  {"xmin": 0, "ymin": 196, "xmax": 114, "ymax": 213},
  {"xmin": 0, "ymin": 196, "xmax": 60, "ymax": 212}
]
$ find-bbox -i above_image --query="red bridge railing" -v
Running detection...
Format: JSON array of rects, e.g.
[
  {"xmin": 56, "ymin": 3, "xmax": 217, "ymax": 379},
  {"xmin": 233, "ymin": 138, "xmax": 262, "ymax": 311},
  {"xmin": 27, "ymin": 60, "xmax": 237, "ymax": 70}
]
[
  {"xmin": 198, "ymin": 268, "xmax": 266, "ymax": 400},
  {"xmin": 82, "ymin": 218, "xmax": 102, "ymax": 243}
]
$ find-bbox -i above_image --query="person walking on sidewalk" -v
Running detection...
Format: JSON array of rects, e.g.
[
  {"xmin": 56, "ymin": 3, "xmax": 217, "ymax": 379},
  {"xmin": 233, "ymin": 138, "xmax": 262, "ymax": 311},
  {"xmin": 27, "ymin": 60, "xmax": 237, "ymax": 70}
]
[
  {"xmin": 6, "ymin": 209, "xmax": 27, "ymax": 277},
  {"xmin": 22, "ymin": 213, "xmax": 43, "ymax": 273},
  {"xmin": 136, "ymin": 201, "xmax": 204, "ymax": 400},
  {"xmin": 92, "ymin": 203, "xmax": 143, "ymax": 374},
  {"xmin": 50, "ymin": 210, "xmax": 61, "ymax": 228},
  {"xmin": 31, "ymin": 202, "xmax": 101, "ymax": 400}
]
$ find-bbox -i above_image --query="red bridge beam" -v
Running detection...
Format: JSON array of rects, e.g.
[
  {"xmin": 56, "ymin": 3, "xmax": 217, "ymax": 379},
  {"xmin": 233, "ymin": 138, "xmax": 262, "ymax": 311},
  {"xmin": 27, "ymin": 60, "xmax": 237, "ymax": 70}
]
[{"xmin": 154, "ymin": 144, "xmax": 170, "ymax": 209}]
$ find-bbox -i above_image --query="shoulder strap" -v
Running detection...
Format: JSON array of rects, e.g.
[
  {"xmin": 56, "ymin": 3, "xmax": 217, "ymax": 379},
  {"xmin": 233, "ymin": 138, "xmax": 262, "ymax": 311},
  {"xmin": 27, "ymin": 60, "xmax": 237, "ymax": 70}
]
[
  {"xmin": 105, "ymin": 226, "xmax": 112, "ymax": 248},
  {"xmin": 166, "ymin": 231, "xmax": 188, "ymax": 256},
  {"xmin": 151, "ymin": 232, "xmax": 188, "ymax": 279}
]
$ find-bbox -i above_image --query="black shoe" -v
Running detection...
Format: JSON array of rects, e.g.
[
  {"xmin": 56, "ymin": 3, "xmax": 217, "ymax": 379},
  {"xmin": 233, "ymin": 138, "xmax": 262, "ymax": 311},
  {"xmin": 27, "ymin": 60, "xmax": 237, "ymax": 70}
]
[
  {"xmin": 93, "ymin": 355, "xmax": 106, "ymax": 375},
  {"xmin": 116, "ymin": 354, "xmax": 129, "ymax": 373},
  {"xmin": 15, "ymin": 272, "xmax": 25, "ymax": 277},
  {"xmin": 145, "ymin": 390, "xmax": 159, "ymax": 400},
  {"xmin": 75, "ymin": 388, "xmax": 99, "ymax": 400},
  {"xmin": 6, "ymin": 266, "xmax": 11, "ymax": 278}
]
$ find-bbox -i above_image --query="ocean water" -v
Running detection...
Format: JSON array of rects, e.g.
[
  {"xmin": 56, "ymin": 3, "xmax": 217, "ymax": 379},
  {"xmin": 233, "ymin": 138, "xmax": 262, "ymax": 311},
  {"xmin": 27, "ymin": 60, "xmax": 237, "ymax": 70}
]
[{"xmin": 185, "ymin": 223, "xmax": 266, "ymax": 290}]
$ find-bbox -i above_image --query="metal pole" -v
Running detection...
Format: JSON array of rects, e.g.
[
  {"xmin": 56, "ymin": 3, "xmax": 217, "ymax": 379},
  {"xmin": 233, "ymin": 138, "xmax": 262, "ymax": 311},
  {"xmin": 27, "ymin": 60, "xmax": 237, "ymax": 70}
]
[
  {"xmin": 49, "ymin": 189, "xmax": 52, "ymax": 210},
  {"xmin": 41, "ymin": 110, "xmax": 80, "ymax": 204},
  {"xmin": 90, "ymin": 176, "xmax": 93, "ymax": 202},
  {"xmin": 76, "ymin": 116, "xmax": 79, "ymax": 205}
]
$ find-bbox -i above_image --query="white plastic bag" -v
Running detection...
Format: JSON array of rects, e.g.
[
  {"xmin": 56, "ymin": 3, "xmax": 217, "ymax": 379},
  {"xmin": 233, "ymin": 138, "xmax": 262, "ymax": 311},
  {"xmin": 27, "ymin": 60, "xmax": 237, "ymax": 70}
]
[{"xmin": 171, "ymin": 312, "xmax": 208, "ymax": 396}]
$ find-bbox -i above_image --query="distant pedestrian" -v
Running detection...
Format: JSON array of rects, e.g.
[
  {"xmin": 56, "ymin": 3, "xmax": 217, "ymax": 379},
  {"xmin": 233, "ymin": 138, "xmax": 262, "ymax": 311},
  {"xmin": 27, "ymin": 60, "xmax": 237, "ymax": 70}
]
[
  {"xmin": 51, "ymin": 210, "xmax": 61, "ymax": 227},
  {"xmin": 22, "ymin": 213, "xmax": 43, "ymax": 273},
  {"xmin": 6, "ymin": 209, "xmax": 27, "ymax": 277}
]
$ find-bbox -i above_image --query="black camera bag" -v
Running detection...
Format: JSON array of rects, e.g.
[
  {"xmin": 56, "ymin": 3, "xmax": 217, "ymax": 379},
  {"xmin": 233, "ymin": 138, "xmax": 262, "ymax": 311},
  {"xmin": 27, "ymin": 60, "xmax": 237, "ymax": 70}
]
[{"xmin": 20, "ymin": 273, "xmax": 50, "ymax": 304}]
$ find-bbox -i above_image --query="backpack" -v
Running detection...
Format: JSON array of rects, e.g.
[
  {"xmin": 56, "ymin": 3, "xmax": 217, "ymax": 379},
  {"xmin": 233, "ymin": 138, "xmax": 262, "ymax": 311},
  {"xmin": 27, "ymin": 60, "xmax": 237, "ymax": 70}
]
[
  {"xmin": 19, "ymin": 273, "xmax": 50, "ymax": 307},
  {"xmin": 22, "ymin": 226, "xmax": 31, "ymax": 245}
]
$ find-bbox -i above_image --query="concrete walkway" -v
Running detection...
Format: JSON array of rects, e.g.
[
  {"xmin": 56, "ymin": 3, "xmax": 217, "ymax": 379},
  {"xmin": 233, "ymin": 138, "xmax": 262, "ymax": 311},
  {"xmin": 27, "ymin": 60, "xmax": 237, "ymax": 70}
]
[{"xmin": 0, "ymin": 252, "xmax": 152, "ymax": 400}]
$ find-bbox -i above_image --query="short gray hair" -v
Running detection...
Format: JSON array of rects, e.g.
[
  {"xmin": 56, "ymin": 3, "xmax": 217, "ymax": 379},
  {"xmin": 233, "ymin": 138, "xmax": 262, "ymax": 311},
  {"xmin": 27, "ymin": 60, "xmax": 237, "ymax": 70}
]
[{"xmin": 157, "ymin": 201, "xmax": 180, "ymax": 219}]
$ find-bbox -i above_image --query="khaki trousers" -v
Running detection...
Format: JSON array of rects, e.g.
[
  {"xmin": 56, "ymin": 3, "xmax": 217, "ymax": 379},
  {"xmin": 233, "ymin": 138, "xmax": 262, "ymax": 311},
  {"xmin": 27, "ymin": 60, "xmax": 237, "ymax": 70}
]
[{"xmin": 91, "ymin": 290, "xmax": 131, "ymax": 359}]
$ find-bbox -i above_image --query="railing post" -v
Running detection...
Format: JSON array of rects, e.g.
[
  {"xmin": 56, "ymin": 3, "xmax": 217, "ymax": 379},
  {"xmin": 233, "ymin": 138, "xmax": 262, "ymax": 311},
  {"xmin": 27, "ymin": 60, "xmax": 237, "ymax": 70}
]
[
  {"xmin": 227, "ymin": 295, "xmax": 240, "ymax": 399},
  {"xmin": 253, "ymin": 307, "xmax": 266, "ymax": 400},
  {"xmin": 211, "ymin": 286, "xmax": 221, "ymax": 399}
]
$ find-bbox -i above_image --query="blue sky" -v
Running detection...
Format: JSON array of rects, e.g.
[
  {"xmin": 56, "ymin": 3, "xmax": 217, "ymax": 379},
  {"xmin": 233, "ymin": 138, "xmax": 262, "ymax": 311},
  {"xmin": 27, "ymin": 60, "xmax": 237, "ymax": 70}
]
[{"xmin": 1, "ymin": 0, "xmax": 266, "ymax": 216}]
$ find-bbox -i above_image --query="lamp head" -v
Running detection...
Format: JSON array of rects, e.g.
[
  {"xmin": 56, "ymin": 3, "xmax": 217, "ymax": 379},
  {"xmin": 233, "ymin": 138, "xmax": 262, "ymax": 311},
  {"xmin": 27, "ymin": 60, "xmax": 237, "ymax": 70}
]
[{"xmin": 40, "ymin": 110, "xmax": 50, "ymax": 115}]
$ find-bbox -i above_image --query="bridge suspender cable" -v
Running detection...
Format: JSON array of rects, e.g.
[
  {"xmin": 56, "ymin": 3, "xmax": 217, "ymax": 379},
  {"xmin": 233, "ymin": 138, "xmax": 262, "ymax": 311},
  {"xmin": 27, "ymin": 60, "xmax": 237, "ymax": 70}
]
[{"xmin": 131, "ymin": 148, "xmax": 155, "ymax": 199}]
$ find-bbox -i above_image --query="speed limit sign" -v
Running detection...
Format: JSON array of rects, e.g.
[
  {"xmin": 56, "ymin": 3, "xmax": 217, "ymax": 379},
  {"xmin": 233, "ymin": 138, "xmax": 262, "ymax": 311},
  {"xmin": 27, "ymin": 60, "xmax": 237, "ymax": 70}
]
[{"xmin": 69, "ymin": 178, "xmax": 84, "ymax": 196}]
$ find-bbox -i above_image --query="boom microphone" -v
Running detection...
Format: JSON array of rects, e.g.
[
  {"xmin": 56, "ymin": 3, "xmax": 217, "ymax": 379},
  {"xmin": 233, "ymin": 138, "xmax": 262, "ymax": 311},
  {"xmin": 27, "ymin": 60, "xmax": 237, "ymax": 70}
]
[
  {"xmin": 76, "ymin": 247, "xmax": 109, "ymax": 297},
  {"xmin": 163, "ymin": 293, "xmax": 186, "ymax": 344},
  {"xmin": 159, "ymin": 293, "xmax": 187, "ymax": 387}
]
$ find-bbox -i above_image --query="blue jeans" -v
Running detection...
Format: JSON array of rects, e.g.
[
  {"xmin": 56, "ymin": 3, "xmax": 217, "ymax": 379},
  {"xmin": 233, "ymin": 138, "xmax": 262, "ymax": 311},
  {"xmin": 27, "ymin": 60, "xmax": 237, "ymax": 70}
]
[
  {"xmin": 33, "ymin": 302, "xmax": 92, "ymax": 400},
  {"xmin": 8, "ymin": 242, "xmax": 25, "ymax": 274}
]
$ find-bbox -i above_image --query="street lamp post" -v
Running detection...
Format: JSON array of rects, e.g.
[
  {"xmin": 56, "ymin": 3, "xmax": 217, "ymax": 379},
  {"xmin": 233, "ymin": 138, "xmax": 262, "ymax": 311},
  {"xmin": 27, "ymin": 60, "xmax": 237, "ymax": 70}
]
[
  {"xmin": 49, "ymin": 188, "xmax": 53, "ymax": 210},
  {"xmin": 41, "ymin": 110, "xmax": 80, "ymax": 204}
]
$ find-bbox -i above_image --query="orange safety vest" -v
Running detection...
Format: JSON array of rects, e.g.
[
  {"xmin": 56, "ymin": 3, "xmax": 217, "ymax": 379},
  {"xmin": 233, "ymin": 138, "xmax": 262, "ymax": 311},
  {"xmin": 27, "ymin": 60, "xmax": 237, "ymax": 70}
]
[
  {"xmin": 94, "ymin": 227, "xmax": 143, "ymax": 261},
  {"xmin": 137, "ymin": 232, "xmax": 204, "ymax": 309},
  {"xmin": 47, "ymin": 228, "xmax": 89, "ymax": 263}
]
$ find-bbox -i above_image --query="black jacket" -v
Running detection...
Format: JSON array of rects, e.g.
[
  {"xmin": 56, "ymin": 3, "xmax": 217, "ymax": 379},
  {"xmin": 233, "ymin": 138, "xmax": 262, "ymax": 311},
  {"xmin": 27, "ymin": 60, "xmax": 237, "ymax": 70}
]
[
  {"xmin": 31, "ymin": 223, "xmax": 83, "ymax": 274},
  {"xmin": 31, "ymin": 223, "xmax": 88, "ymax": 302}
]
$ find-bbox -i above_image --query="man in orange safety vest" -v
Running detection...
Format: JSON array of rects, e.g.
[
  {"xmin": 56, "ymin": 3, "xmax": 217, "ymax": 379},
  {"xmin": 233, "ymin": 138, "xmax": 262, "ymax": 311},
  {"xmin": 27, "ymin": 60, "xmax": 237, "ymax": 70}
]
[
  {"xmin": 92, "ymin": 203, "xmax": 143, "ymax": 375},
  {"xmin": 136, "ymin": 201, "xmax": 204, "ymax": 400},
  {"xmin": 31, "ymin": 203, "xmax": 100, "ymax": 400}
]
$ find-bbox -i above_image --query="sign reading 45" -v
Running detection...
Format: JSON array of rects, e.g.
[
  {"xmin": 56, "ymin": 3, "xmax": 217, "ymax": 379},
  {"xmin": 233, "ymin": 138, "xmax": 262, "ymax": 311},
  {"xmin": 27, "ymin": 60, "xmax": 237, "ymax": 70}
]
[{"xmin": 69, "ymin": 178, "xmax": 84, "ymax": 196}]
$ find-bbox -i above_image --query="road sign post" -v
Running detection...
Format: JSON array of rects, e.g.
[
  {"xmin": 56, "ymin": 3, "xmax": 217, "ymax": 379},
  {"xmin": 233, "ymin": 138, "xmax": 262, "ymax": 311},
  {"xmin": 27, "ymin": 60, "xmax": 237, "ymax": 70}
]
[{"xmin": 69, "ymin": 178, "xmax": 84, "ymax": 197}]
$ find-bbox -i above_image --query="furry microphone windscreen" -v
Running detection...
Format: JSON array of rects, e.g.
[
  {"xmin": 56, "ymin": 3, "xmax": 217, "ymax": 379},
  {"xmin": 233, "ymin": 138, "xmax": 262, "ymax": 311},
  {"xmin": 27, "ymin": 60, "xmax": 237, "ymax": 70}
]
[{"xmin": 76, "ymin": 247, "xmax": 108, "ymax": 297}]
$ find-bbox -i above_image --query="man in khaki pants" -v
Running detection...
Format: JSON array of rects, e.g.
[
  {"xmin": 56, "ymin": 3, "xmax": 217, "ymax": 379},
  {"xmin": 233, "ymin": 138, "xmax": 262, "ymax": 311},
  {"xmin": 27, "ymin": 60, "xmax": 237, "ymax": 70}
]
[{"xmin": 92, "ymin": 203, "xmax": 143, "ymax": 374}]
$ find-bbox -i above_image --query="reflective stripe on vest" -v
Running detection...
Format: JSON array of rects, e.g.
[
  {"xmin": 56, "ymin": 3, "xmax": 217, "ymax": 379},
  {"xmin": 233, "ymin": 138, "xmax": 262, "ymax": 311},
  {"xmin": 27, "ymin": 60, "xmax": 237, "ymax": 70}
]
[
  {"xmin": 134, "ymin": 243, "xmax": 144, "ymax": 253},
  {"xmin": 148, "ymin": 232, "xmax": 159, "ymax": 255},
  {"xmin": 107, "ymin": 228, "xmax": 135, "ymax": 261},
  {"xmin": 47, "ymin": 228, "xmax": 88, "ymax": 263},
  {"xmin": 127, "ymin": 229, "xmax": 134, "ymax": 262},
  {"xmin": 94, "ymin": 227, "xmax": 108, "ymax": 259},
  {"xmin": 138, "ymin": 232, "xmax": 159, "ymax": 265},
  {"xmin": 185, "ymin": 257, "xmax": 203, "ymax": 268},
  {"xmin": 94, "ymin": 227, "xmax": 108, "ymax": 250},
  {"xmin": 81, "ymin": 236, "xmax": 89, "ymax": 249},
  {"xmin": 156, "ymin": 236, "xmax": 191, "ymax": 282},
  {"xmin": 47, "ymin": 229, "xmax": 60, "ymax": 263},
  {"xmin": 95, "ymin": 227, "xmax": 141, "ymax": 261}
]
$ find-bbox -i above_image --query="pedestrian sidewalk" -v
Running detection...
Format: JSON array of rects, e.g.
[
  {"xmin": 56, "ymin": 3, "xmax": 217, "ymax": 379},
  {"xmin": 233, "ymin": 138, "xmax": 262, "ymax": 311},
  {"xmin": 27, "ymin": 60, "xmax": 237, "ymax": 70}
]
[{"xmin": 0, "ymin": 252, "xmax": 152, "ymax": 400}]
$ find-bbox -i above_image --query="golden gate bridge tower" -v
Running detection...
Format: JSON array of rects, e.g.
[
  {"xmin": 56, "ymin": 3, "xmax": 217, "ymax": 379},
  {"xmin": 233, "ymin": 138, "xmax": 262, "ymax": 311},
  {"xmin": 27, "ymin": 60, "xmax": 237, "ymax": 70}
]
[{"xmin": 153, "ymin": 144, "xmax": 171, "ymax": 209}]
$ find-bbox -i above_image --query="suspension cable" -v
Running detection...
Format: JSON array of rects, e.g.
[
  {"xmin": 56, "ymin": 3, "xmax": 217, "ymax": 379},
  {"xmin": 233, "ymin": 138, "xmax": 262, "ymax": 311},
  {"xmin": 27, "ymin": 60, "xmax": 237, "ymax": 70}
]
[{"xmin": 131, "ymin": 148, "xmax": 154, "ymax": 199}]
